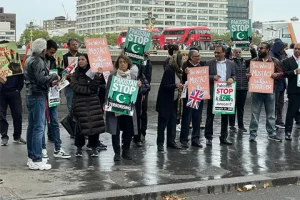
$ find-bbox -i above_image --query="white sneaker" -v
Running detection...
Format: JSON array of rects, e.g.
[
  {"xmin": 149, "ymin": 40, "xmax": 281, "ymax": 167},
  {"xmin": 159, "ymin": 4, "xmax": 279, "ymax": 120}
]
[
  {"xmin": 42, "ymin": 149, "xmax": 49, "ymax": 158},
  {"xmin": 54, "ymin": 149, "xmax": 71, "ymax": 159},
  {"xmin": 27, "ymin": 158, "xmax": 48, "ymax": 166},
  {"xmin": 176, "ymin": 124, "xmax": 181, "ymax": 131},
  {"xmin": 29, "ymin": 161, "xmax": 51, "ymax": 170}
]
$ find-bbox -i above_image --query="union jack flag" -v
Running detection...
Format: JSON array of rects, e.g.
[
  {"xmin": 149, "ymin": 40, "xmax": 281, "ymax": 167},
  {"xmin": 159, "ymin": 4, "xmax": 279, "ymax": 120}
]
[{"xmin": 186, "ymin": 89, "xmax": 204, "ymax": 109}]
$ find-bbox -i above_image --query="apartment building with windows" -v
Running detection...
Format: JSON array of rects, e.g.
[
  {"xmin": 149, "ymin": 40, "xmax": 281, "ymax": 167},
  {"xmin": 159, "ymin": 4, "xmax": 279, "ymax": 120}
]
[
  {"xmin": 76, "ymin": 0, "xmax": 229, "ymax": 35},
  {"xmin": 227, "ymin": 0, "xmax": 253, "ymax": 21},
  {"xmin": 0, "ymin": 7, "xmax": 16, "ymax": 41},
  {"xmin": 43, "ymin": 16, "xmax": 76, "ymax": 31}
]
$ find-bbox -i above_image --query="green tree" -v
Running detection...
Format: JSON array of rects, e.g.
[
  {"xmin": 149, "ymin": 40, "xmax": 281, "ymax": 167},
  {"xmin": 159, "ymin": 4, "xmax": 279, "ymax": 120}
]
[{"xmin": 19, "ymin": 29, "xmax": 50, "ymax": 45}]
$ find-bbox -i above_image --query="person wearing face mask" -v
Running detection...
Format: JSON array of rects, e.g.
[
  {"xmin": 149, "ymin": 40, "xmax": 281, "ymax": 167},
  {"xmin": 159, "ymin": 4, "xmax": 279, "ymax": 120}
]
[
  {"xmin": 105, "ymin": 54, "xmax": 142, "ymax": 161},
  {"xmin": 247, "ymin": 42, "xmax": 284, "ymax": 142},
  {"xmin": 226, "ymin": 44, "xmax": 257, "ymax": 133},
  {"xmin": 179, "ymin": 49, "xmax": 206, "ymax": 149},
  {"xmin": 282, "ymin": 43, "xmax": 300, "ymax": 140},
  {"xmin": 70, "ymin": 54, "xmax": 105, "ymax": 157},
  {"xmin": 204, "ymin": 45, "xmax": 236, "ymax": 146}
]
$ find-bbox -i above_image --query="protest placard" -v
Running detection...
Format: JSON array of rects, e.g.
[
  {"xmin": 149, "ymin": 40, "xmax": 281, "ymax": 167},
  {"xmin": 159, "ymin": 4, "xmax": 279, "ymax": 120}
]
[
  {"xmin": 124, "ymin": 28, "xmax": 152, "ymax": 64},
  {"xmin": 54, "ymin": 51, "xmax": 64, "ymax": 69},
  {"xmin": 85, "ymin": 38, "xmax": 113, "ymax": 72},
  {"xmin": 249, "ymin": 61, "xmax": 274, "ymax": 93},
  {"xmin": 104, "ymin": 76, "xmax": 139, "ymax": 116},
  {"xmin": 0, "ymin": 42, "xmax": 23, "ymax": 77},
  {"xmin": 212, "ymin": 81, "xmax": 236, "ymax": 114},
  {"xmin": 48, "ymin": 69, "xmax": 60, "ymax": 107},
  {"xmin": 187, "ymin": 66, "xmax": 210, "ymax": 99}
]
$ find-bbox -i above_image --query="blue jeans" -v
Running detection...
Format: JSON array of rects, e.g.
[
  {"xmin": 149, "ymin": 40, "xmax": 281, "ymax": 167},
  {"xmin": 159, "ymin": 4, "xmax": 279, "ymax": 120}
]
[
  {"xmin": 42, "ymin": 106, "xmax": 61, "ymax": 151},
  {"xmin": 64, "ymin": 86, "xmax": 73, "ymax": 113},
  {"xmin": 26, "ymin": 96, "xmax": 46, "ymax": 162},
  {"xmin": 249, "ymin": 93, "xmax": 276, "ymax": 136}
]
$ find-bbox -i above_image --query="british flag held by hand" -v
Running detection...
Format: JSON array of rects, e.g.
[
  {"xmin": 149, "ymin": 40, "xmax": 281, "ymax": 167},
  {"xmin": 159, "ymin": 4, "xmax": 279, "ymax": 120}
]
[{"xmin": 186, "ymin": 89, "xmax": 205, "ymax": 109}]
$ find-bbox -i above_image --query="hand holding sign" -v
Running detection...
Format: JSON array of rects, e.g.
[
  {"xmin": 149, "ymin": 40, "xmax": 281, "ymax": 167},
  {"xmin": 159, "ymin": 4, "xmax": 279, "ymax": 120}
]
[
  {"xmin": 227, "ymin": 78, "xmax": 234, "ymax": 85},
  {"xmin": 137, "ymin": 80, "xmax": 142, "ymax": 87},
  {"xmin": 271, "ymin": 73, "xmax": 278, "ymax": 79},
  {"xmin": 296, "ymin": 68, "xmax": 300, "ymax": 74},
  {"xmin": 214, "ymin": 75, "xmax": 221, "ymax": 81},
  {"xmin": 0, "ymin": 74, "xmax": 7, "ymax": 84}
]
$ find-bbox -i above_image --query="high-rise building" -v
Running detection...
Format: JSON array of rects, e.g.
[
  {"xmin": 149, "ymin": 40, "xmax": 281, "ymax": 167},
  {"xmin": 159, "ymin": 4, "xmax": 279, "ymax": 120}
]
[
  {"xmin": 76, "ymin": 0, "xmax": 229, "ymax": 35},
  {"xmin": 227, "ymin": 0, "xmax": 253, "ymax": 21},
  {"xmin": 0, "ymin": 7, "xmax": 16, "ymax": 41},
  {"xmin": 43, "ymin": 16, "xmax": 76, "ymax": 31}
]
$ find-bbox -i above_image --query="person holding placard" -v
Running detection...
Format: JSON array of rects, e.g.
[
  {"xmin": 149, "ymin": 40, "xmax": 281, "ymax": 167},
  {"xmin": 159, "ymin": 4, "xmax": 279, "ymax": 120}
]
[
  {"xmin": 282, "ymin": 43, "xmax": 300, "ymax": 140},
  {"xmin": 63, "ymin": 39, "xmax": 81, "ymax": 113},
  {"xmin": 105, "ymin": 54, "xmax": 142, "ymax": 161},
  {"xmin": 205, "ymin": 45, "xmax": 236, "ymax": 146},
  {"xmin": 70, "ymin": 54, "xmax": 106, "ymax": 157},
  {"xmin": 247, "ymin": 42, "xmax": 284, "ymax": 142},
  {"xmin": 180, "ymin": 50, "xmax": 206, "ymax": 148}
]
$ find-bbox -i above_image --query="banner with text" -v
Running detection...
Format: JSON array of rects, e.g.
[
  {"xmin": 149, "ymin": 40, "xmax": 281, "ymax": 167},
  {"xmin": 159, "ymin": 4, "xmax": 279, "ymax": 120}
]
[
  {"xmin": 249, "ymin": 61, "xmax": 274, "ymax": 93},
  {"xmin": 85, "ymin": 38, "xmax": 113, "ymax": 72},
  {"xmin": 187, "ymin": 66, "xmax": 210, "ymax": 99},
  {"xmin": 213, "ymin": 81, "xmax": 236, "ymax": 115},
  {"xmin": 124, "ymin": 28, "xmax": 152, "ymax": 64},
  {"xmin": 0, "ymin": 42, "xmax": 23, "ymax": 77},
  {"xmin": 229, "ymin": 19, "xmax": 252, "ymax": 48},
  {"xmin": 48, "ymin": 69, "xmax": 60, "ymax": 107},
  {"xmin": 105, "ymin": 76, "xmax": 139, "ymax": 116}
]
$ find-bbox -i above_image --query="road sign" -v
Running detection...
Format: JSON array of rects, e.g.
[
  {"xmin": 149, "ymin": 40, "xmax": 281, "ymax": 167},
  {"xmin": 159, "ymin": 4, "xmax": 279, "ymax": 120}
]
[{"xmin": 229, "ymin": 19, "xmax": 252, "ymax": 48}]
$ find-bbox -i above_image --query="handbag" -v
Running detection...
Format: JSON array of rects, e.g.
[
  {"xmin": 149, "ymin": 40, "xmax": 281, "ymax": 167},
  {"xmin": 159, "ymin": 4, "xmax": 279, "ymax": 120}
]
[{"xmin": 60, "ymin": 110, "xmax": 81, "ymax": 137}]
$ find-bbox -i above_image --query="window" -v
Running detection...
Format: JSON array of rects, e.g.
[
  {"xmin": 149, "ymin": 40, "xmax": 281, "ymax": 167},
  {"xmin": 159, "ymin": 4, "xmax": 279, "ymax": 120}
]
[
  {"xmin": 130, "ymin": 13, "xmax": 141, "ymax": 17},
  {"xmin": 187, "ymin": 15, "xmax": 197, "ymax": 20},
  {"xmin": 154, "ymin": 14, "xmax": 164, "ymax": 19},
  {"xmin": 176, "ymin": 22, "xmax": 187, "ymax": 26},
  {"xmin": 198, "ymin": 22, "xmax": 208, "ymax": 26},
  {"xmin": 153, "ymin": 7, "xmax": 164, "ymax": 12},
  {"xmin": 117, "ymin": 19, "xmax": 129, "ymax": 24},
  {"xmin": 198, "ymin": 3, "xmax": 208, "ymax": 7},
  {"xmin": 131, "ymin": 0, "xmax": 140, "ymax": 3},
  {"xmin": 117, "ymin": 13, "xmax": 129, "ymax": 17},
  {"xmin": 187, "ymin": 22, "xmax": 197, "ymax": 26},
  {"xmin": 166, "ymin": 15, "xmax": 175, "ymax": 19},
  {"xmin": 165, "ymin": 21, "xmax": 175, "ymax": 25},
  {"xmin": 165, "ymin": 1, "xmax": 175, "ymax": 6},
  {"xmin": 131, "ymin": 6, "xmax": 141, "ymax": 11},
  {"xmin": 176, "ymin": 15, "xmax": 186, "ymax": 20},
  {"xmin": 176, "ymin": 8, "xmax": 186, "ymax": 13},
  {"xmin": 187, "ymin": 2, "xmax": 197, "ymax": 7},
  {"xmin": 209, "ymin": 16, "xmax": 218, "ymax": 21},
  {"xmin": 198, "ymin": 16, "xmax": 208, "ymax": 20},
  {"xmin": 165, "ymin": 8, "xmax": 175, "ymax": 12},
  {"xmin": 163, "ymin": 30, "xmax": 185, "ymax": 35},
  {"xmin": 198, "ymin": 9, "xmax": 208, "ymax": 14},
  {"xmin": 175, "ymin": 1, "xmax": 186, "ymax": 6}
]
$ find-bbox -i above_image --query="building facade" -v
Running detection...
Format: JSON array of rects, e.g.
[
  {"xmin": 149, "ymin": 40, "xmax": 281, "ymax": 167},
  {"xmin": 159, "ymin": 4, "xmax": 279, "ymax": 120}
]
[
  {"xmin": 76, "ymin": 0, "xmax": 229, "ymax": 35},
  {"xmin": 227, "ymin": 0, "xmax": 253, "ymax": 21},
  {"xmin": 0, "ymin": 7, "xmax": 16, "ymax": 41},
  {"xmin": 43, "ymin": 16, "xmax": 76, "ymax": 31}
]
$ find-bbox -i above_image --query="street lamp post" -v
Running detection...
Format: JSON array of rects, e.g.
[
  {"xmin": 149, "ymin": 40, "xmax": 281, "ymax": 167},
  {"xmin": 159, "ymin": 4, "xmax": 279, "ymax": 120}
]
[{"xmin": 144, "ymin": 8, "xmax": 156, "ymax": 49}]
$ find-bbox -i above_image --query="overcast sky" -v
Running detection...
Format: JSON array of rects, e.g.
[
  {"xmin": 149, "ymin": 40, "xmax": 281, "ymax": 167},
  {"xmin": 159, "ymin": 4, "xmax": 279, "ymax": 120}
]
[{"xmin": 1, "ymin": 0, "xmax": 298, "ymax": 39}]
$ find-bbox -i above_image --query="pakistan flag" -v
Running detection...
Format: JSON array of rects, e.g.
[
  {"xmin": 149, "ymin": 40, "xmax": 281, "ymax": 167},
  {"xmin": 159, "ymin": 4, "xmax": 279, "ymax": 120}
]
[
  {"xmin": 233, "ymin": 31, "xmax": 248, "ymax": 40},
  {"xmin": 112, "ymin": 92, "xmax": 132, "ymax": 105},
  {"xmin": 127, "ymin": 42, "xmax": 145, "ymax": 55}
]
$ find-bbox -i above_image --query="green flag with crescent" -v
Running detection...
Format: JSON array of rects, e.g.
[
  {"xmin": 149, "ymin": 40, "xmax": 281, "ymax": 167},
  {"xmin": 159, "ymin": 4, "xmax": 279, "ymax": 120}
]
[
  {"xmin": 124, "ymin": 27, "xmax": 152, "ymax": 64},
  {"xmin": 105, "ymin": 75, "xmax": 139, "ymax": 116}
]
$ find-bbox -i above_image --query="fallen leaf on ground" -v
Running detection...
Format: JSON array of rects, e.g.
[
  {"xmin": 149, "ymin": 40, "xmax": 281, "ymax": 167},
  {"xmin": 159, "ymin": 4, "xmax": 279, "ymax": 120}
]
[
  {"xmin": 263, "ymin": 183, "xmax": 270, "ymax": 189},
  {"xmin": 237, "ymin": 188, "xmax": 243, "ymax": 192},
  {"xmin": 163, "ymin": 195, "xmax": 186, "ymax": 200}
]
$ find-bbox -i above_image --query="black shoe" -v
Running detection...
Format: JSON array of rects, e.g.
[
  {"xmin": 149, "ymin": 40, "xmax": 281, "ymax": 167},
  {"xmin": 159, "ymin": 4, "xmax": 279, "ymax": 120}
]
[
  {"xmin": 91, "ymin": 149, "xmax": 99, "ymax": 157},
  {"xmin": 220, "ymin": 138, "xmax": 233, "ymax": 145},
  {"xmin": 191, "ymin": 141, "xmax": 203, "ymax": 148},
  {"xmin": 275, "ymin": 123, "xmax": 285, "ymax": 129},
  {"xmin": 141, "ymin": 134, "xmax": 146, "ymax": 143},
  {"xmin": 206, "ymin": 139, "xmax": 212, "ymax": 146},
  {"xmin": 122, "ymin": 151, "xmax": 132, "ymax": 160},
  {"xmin": 181, "ymin": 142, "xmax": 189, "ymax": 149},
  {"xmin": 13, "ymin": 137, "xmax": 27, "ymax": 145},
  {"xmin": 75, "ymin": 149, "xmax": 83, "ymax": 157},
  {"xmin": 98, "ymin": 141, "xmax": 107, "ymax": 150},
  {"xmin": 167, "ymin": 143, "xmax": 182, "ymax": 149},
  {"xmin": 238, "ymin": 127, "xmax": 247, "ymax": 132},
  {"xmin": 157, "ymin": 145, "xmax": 164, "ymax": 152},
  {"xmin": 268, "ymin": 135, "xmax": 282, "ymax": 142},
  {"xmin": 114, "ymin": 154, "xmax": 121, "ymax": 161},
  {"xmin": 0, "ymin": 179, "xmax": 3, "ymax": 184},
  {"xmin": 1, "ymin": 138, "xmax": 8, "ymax": 146},
  {"xmin": 229, "ymin": 126, "xmax": 237, "ymax": 133},
  {"xmin": 285, "ymin": 132, "xmax": 292, "ymax": 140},
  {"xmin": 135, "ymin": 142, "xmax": 143, "ymax": 147}
]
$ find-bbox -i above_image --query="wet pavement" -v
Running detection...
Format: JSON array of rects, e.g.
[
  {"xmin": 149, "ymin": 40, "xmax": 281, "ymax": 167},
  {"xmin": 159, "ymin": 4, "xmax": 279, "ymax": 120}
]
[{"xmin": 1, "ymin": 99, "xmax": 300, "ymax": 199}]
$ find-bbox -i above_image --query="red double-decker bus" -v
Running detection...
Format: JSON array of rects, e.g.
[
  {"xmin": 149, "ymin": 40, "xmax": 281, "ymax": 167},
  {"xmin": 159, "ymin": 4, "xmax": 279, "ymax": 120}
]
[
  {"xmin": 117, "ymin": 28, "xmax": 162, "ymax": 49},
  {"xmin": 162, "ymin": 26, "xmax": 212, "ymax": 50}
]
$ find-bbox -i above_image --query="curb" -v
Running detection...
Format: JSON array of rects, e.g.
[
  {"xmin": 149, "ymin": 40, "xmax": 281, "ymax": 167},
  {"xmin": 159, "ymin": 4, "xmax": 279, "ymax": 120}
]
[{"xmin": 31, "ymin": 170, "xmax": 300, "ymax": 200}]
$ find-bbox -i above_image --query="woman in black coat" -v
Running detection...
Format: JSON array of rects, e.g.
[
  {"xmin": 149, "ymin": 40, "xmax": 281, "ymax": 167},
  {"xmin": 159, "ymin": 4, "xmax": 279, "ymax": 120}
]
[
  {"xmin": 156, "ymin": 52, "xmax": 183, "ymax": 151},
  {"xmin": 70, "ymin": 54, "xmax": 105, "ymax": 157}
]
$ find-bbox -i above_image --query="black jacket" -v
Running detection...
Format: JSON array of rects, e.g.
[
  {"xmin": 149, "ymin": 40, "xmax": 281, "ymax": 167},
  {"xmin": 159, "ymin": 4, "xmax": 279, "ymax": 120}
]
[
  {"xmin": 156, "ymin": 65, "xmax": 178, "ymax": 118},
  {"xmin": 0, "ymin": 75, "xmax": 24, "ymax": 93},
  {"xmin": 70, "ymin": 67, "xmax": 105, "ymax": 136},
  {"xmin": 63, "ymin": 52, "xmax": 82, "ymax": 69},
  {"xmin": 142, "ymin": 59, "xmax": 152, "ymax": 83},
  {"xmin": 283, "ymin": 56, "xmax": 300, "ymax": 94},
  {"xmin": 24, "ymin": 53, "xmax": 58, "ymax": 97},
  {"xmin": 137, "ymin": 64, "xmax": 151, "ymax": 95}
]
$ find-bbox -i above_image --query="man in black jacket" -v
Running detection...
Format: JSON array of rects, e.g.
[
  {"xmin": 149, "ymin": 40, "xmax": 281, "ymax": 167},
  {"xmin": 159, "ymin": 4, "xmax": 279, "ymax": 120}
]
[
  {"xmin": 62, "ymin": 39, "xmax": 81, "ymax": 113},
  {"xmin": 0, "ymin": 40, "xmax": 25, "ymax": 146},
  {"xmin": 24, "ymin": 38, "xmax": 60, "ymax": 170},
  {"xmin": 180, "ymin": 50, "xmax": 206, "ymax": 148},
  {"xmin": 283, "ymin": 43, "xmax": 300, "ymax": 140},
  {"xmin": 227, "ymin": 45, "xmax": 257, "ymax": 133}
]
